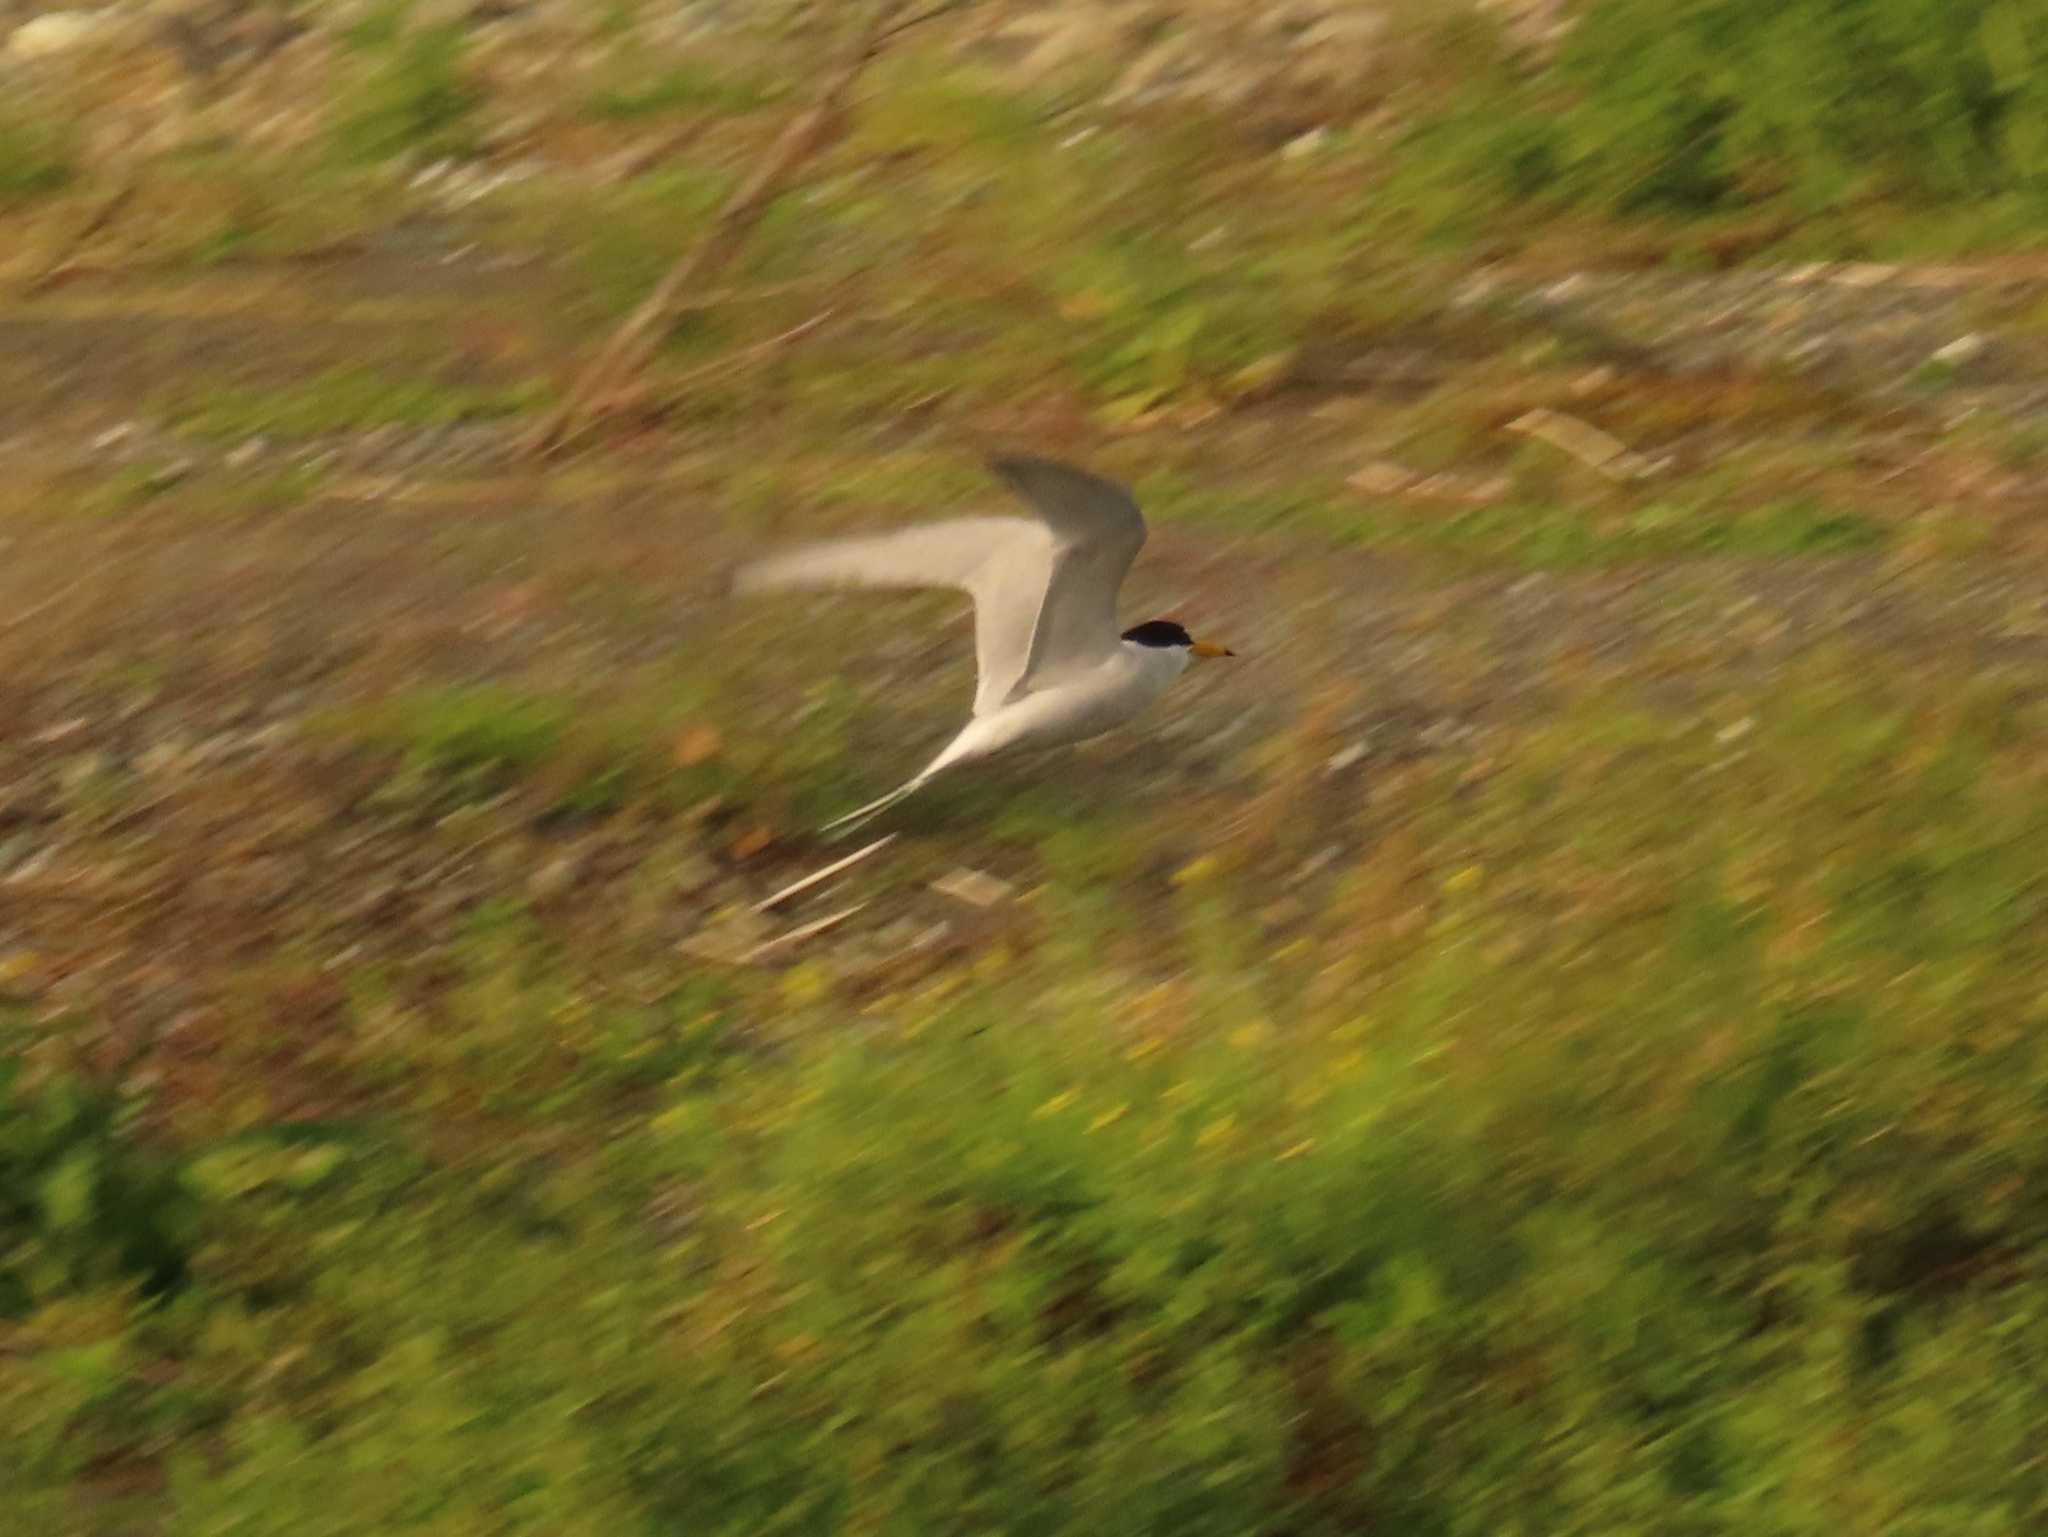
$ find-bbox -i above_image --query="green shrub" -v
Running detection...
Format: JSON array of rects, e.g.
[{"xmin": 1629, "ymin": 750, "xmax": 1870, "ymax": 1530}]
[
  {"xmin": 1396, "ymin": 0, "xmax": 2048, "ymax": 228},
  {"xmin": 0, "ymin": 1058, "xmax": 198, "ymax": 1315},
  {"xmin": 583, "ymin": 58, "xmax": 783, "ymax": 120},
  {"xmin": 0, "ymin": 104, "xmax": 72, "ymax": 205},
  {"xmin": 329, "ymin": 18, "xmax": 482, "ymax": 165}
]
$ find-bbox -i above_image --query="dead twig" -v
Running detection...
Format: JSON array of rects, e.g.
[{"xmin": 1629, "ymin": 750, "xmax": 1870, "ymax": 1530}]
[
  {"xmin": 741, "ymin": 903, "xmax": 868, "ymax": 965},
  {"xmin": 667, "ymin": 307, "xmax": 841, "ymax": 391},
  {"xmin": 876, "ymin": 0, "xmax": 975, "ymax": 44},
  {"xmin": 754, "ymin": 833, "xmax": 896, "ymax": 914},
  {"xmin": 519, "ymin": 0, "xmax": 942, "ymax": 460},
  {"xmin": 666, "ymin": 274, "xmax": 845, "ymax": 312},
  {"xmin": 603, "ymin": 117, "xmax": 716, "ymax": 185},
  {"xmin": 18, "ymin": 175, "xmax": 141, "ymax": 298},
  {"xmin": 580, "ymin": 309, "xmax": 841, "ymax": 429}
]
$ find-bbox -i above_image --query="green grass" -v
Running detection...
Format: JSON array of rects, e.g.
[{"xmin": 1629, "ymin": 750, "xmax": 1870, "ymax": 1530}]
[
  {"xmin": 582, "ymin": 58, "xmax": 783, "ymax": 120},
  {"xmin": 524, "ymin": 58, "xmax": 1378, "ymax": 429},
  {"xmin": 74, "ymin": 464, "xmax": 183, "ymax": 520},
  {"xmin": 168, "ymin": 366, "xmax": 547, "ymax": 439},
  {"xmin": 12, "ymin": 670, "xmax": 2048, "ymax": 1531},
  {"xmin": 1354, "ymin": 492, "xmax": 1888, "ymax": 565},
  {"xmin": 541, "ymin": 165, "xmax": 736, "ymax": 323},
  {"xmin": 1138, "ymin": 470, "xmax": 1890, "ymax": 568},
  {"xmin": 337, "ymin": 684, "xmax": 604, "ymax": 814},
  {"xmin": 1378, "ymin": 0, "xmax": 2048, "ymax": 257},
  {"xmin": 351, "ymin": 682, "xmax": 569, "ymax": 780},
  {"xmin": 0, "ymin": 105, "xmax": 73, "ymax": 205},
  {"xmin": 13, "ymin": 10, "xmax": 2048, "ymax": 1530},
  {"xmin": 847, "ymin": 68, "xmax": 1367, "ymax": 422},
  {"xmin": 328, "ymin": 16, "xmax": 482, "ymax": 165},
  {"xmin": 146, "ymin": 150, "xmax": 390, "ymax": 268},
  {"xmin": 327, "ymin": 679, "xmax": 761, "ymax": 821},
  {"xmin": 72, "ymin": 460, "xmax": 328, "ymax": 523}
]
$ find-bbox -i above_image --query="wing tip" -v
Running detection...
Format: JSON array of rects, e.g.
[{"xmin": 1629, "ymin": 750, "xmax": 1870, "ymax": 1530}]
[
  {"xmin": 984, "ymin": 453, "xmax": 1143, "ymax": 540},
  {"xmin": 726, "ymin": 558, "xmax": 782, "ymax": 598}
]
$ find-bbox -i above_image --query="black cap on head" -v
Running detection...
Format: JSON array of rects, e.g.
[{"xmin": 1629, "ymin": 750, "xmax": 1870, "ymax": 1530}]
[{"xmin": 1121, "ymin": 618, "xmax": 1193, "ymax": 648}]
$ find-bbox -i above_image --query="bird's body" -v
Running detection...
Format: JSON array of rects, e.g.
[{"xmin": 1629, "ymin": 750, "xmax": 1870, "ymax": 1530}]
[
  {"xmin": 912, "ymin": 636, "xmax": 1194, "ymax": 779},
  {"xmin": 731, "ymin": 456, "xmax": 1232, "ymax": 834}
]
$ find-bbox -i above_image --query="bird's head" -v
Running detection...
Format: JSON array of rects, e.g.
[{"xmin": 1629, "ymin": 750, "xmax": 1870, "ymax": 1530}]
[{"xmin": 1120, "ymin": 618, "xmax": 1235, "ymax": 660}]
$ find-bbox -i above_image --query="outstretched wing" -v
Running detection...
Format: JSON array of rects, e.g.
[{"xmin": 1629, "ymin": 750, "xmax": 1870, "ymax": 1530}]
[
  {"xmin": 730, "ymin": 456, "xmax": 1148, "ymax": 716},
  {"xmin": 984, "ymin": 456, "xmax": 1147, "ymax": 699},
  {"xmin": 731, "ymin": 515, "xmax": 1057, "ymax": 715}
]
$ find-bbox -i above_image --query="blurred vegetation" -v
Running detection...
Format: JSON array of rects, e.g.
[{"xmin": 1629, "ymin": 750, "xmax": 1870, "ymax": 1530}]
[
  {"xmin": 169, "ymin": 366, "xmax": 548, "ymax": 439},
  {"xmin": 9, "ymin": 674, "xmax": 2048, "ymax": 1531},
  {"xmin": 328, "ymin": 10, "xmax": 483, "ymax": 166},
  {"xmin": 583, "ymin": 57, "xmax": 786, "ymax": 121},
  {"xmin": 6, "ymin": 0, "xmax": 2048, "ymax": 1529},
  {"xmin": 1390, "ymin": 0, "xmax": 2048, "ymax": 251},
  {"xmin": 0, "ymin": 104, "xmax": 73, "ymax": 205}
]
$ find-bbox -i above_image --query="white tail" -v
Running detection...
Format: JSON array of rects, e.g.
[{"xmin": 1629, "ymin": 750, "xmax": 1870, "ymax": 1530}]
[
  {"xmin": 818, "ymin": 718, "xmax": 995, "ymax": 839},
  {"xmin": 819, "ymin": 775, "xmax": 930, "ymax": 840}
]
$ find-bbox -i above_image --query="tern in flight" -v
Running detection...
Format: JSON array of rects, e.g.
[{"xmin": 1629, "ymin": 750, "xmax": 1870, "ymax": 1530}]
[{"xmin": 731, "ymin": 455, "xmax": 1234, "ymax": 835}]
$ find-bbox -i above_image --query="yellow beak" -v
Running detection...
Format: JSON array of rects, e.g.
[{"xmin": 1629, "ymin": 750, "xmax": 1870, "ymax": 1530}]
[{"xmin": 1190, "ymin": 640, "xmax": 1235, "ymax": 659}]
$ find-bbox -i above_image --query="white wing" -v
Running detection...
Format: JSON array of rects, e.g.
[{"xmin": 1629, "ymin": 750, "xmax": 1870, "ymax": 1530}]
[
  {"xmin": 732, "ymin": 514, "xmax": 1055, "ymax": 716},
  {"xmin": 986, "ymin": 456, "xmax": 1147, "ymax": 692},
  {"xmin": 730, "ymin": 456, "xmax": 1148, "ymax": 717}
]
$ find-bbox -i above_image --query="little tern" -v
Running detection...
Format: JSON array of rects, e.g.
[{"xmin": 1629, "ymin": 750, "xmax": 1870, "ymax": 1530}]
[{"xmin": 731, "ymin": 455, "xmax": 1234, "ymax": 835}]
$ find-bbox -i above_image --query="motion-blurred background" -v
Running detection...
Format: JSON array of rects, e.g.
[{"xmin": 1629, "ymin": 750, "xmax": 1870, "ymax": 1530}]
[{"xmin": 5, "ymin": 2, "xmax": 2048, "ymax": 1531}]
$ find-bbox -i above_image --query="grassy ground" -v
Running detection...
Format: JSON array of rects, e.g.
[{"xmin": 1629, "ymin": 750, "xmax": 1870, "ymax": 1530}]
[{"xmin": 6, "ymin": 5, "xmax": 2048, "ymax": 1532}]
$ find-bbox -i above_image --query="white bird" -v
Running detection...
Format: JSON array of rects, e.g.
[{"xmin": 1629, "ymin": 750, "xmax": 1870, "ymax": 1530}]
[{"xmin": 730, "ymin": 455, "xmax": 1235, "ymax": 836}]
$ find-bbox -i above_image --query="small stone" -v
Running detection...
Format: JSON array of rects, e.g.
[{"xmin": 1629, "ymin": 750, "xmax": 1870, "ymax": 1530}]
[
  {"xmin": 1290, "ymin": 845, "xmax": 1344, "ymax": 884},
  {"xmin": 60, "ymin": 751, "xmax": 109, "ymax": 794},
  {"xmin": 3, "ymin": 848, "xmax": 55, "ymax": 886},
  {"xmin": 1347, "ymin": 460, "xmax": 1415, "ymax": 497},
  {"xmin": 10, "ymin": 11, "xmax": 114, "ymax": 59},
  {"xmin": 1930, "ymin": 334, "xmax": 1986, "ymax": 368},
  {"xmin": 1280, "ymin": 127, "xmax": 1329, "ymax": 161},
  {"xmin": 527, "ymin": 849, "xmax": 589, "ymax": 904},
  {"xmin": 931, "ymin": 868, "xmax": 1014, "ymax": 908},
  {"xmin": 1324, "ymin": 743, "xmax": 1368, "ymax": 775},
  {"xmin": 348, "ymin": 880, "xmax": 402, "ymax": 924},
  {"xmin": 136, "ymin": 738, "xmax": 194, "ymax": 779},
  {"xmin": 32, "ymin": 718, "xmax": 90, "ymax": 746}
]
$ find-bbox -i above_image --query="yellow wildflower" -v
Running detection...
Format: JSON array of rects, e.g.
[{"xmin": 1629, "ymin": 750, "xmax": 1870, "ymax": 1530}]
[{"xmin": 1033, "ymin": 1089, "xmax": 1078, "ymax": 1119}]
